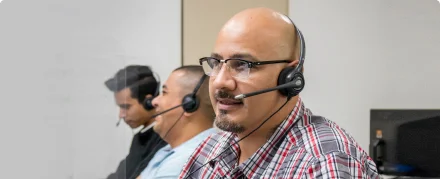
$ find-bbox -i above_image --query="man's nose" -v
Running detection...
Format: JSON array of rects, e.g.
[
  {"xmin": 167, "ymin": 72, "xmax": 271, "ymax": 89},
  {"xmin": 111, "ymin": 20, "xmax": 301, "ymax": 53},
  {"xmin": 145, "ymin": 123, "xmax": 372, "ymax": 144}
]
[
  {"xmin": 212, "ymin": 64, "xmax": 237, "ymax": 91},
  {"xmin": 119, "ymin": 109, "xmax": 126, "ymax": 119}
]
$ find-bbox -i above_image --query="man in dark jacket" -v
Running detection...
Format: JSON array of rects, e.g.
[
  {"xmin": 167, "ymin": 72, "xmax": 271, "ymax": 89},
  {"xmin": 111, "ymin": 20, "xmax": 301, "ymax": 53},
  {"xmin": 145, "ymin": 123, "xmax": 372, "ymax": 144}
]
[{"xmin": 105, "ymin": 65, "xmax": 167, "ymax": 179}]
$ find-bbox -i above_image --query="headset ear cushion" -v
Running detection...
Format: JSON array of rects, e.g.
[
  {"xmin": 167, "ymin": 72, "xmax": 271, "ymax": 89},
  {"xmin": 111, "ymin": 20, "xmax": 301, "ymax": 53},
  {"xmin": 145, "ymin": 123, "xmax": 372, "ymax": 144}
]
[
  {"xmin": 278, "ymin": 67, "xmax": 296, "ymax": 96},
  {"xmin": 143, "ymin": 98, "xmax": 155, "ymax": 111},
  {"xmin": 182, "ymin": 94, "xmax": 200, "ymax": 113},
  {"xmin": 278, "ymin": 67, "xmax": 305, "ymax": 97}
]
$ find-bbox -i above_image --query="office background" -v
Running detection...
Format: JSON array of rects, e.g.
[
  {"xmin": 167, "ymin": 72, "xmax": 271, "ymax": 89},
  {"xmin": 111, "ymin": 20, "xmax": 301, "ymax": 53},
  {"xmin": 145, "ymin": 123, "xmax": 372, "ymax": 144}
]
[{"xmin": 0, "ymin": 0, "xmax": 438, "ymax": 178}]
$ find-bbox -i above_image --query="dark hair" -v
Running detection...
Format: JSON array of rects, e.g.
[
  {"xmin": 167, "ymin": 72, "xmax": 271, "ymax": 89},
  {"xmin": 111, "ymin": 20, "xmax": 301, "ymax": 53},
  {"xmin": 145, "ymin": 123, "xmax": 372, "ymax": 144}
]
[{"xmin": 105, "ymin": 65, "xmax": 158, "ymax": 103}]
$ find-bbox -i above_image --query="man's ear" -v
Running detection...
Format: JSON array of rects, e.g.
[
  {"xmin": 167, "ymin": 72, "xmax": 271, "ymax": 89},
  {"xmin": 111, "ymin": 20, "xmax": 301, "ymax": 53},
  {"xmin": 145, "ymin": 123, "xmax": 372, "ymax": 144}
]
[
  {"xmin": 183, "ymin": 111, "xmax": 194, "ymax": 118},
  {"xmin": 288, "ymin": 60, "xmax": 299, "ymax": 68},
  {"xmin": 287, "ymin": 60, "xmax": 304, "ymax": 73}
]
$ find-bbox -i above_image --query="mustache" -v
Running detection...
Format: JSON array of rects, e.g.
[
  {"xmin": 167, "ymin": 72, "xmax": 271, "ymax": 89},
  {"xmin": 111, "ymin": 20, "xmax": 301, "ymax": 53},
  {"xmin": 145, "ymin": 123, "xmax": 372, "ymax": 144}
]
[{"xmin": 215, "ymin": 90, "xmax": 242, "ymax": 101}]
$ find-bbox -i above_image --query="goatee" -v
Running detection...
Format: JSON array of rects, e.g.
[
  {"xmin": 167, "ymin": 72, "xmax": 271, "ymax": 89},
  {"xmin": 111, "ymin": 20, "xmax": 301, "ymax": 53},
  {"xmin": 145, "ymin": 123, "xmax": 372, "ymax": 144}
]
[{"xmin": 214, "ymin": 109, "xmax": 246, "ymax": 133}]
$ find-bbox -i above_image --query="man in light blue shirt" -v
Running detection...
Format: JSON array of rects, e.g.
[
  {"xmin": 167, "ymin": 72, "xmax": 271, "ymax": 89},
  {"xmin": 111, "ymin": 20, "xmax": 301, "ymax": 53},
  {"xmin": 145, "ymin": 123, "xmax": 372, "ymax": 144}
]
[{"xmin": 138, "ymin": 66, "xmax": 217, "ymax": 179}]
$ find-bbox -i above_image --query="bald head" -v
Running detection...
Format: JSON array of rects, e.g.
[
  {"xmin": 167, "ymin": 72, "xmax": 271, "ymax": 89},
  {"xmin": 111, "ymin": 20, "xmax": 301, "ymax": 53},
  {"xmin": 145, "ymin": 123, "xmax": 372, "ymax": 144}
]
[
  {"xmin": 173, "ymin": 66, "xmax": 214, "ymax": 120},
  {"xmin": 173, "ymin": 65, "xmax": 206, "ymax": 95},
  {"xmin": 216, "ymin": 7, "xmax": 299, "ymax": 61}
]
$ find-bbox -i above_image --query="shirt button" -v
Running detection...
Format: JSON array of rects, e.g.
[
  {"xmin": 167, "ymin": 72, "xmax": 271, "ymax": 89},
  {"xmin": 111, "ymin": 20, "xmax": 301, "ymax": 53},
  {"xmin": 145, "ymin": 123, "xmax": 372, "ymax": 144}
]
[{"xmin": 209, "ymin": 160, "xmax": 216, "ymax": 168}]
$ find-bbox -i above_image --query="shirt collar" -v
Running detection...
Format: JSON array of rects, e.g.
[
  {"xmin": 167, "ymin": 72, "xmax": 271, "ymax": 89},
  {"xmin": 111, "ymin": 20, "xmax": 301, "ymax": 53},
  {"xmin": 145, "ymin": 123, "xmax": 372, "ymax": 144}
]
[
  {"xmin": 211, "ymin": 97, "xmax": 306, "ymax": 175},
  {"xmin": 140, "ymin": 122, "xmax": 156, "ymax": 133}
]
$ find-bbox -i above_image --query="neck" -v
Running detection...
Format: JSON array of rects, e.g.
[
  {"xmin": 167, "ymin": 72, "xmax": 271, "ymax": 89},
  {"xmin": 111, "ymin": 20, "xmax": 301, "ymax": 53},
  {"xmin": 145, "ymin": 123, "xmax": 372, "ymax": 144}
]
[
  {"xmin": 237, "ymin": 96, "xmax": 298, "ymax": 164},
  {"xmin": 166, "ymin": 115, "xmax": 213, "ymax": 149},
  {"xmin": 143, "ymin": 118, "xmax": 154, "ymax": 128}
]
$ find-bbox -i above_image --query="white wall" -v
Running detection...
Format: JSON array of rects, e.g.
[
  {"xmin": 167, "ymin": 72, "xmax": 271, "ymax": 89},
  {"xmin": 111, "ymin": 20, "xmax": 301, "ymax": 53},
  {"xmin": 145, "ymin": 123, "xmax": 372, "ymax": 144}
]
[
  {"xmin": 289, "ymin": 0, "xmax": 440, "ymax": 151},
  {"xmin": 0, "ymin": 0, "xmax": 438, "ymax": 177},
  {"xmin": 0, "ymin": 0, "xmax": 181, "ymax": 178}
]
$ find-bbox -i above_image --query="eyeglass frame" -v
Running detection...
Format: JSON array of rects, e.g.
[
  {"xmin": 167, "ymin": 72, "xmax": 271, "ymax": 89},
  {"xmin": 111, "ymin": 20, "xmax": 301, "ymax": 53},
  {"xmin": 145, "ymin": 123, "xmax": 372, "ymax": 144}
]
[
  {"xmin": 199, "ymin": 57, "xmax": 292, "ymax": 78},
  {"xmin": 198, "ymin": 18, "xmax": 306, "ymax": 78},
  {"xmin": 199, "ymin": 57, "xmax": 292, "ymax": 68}
]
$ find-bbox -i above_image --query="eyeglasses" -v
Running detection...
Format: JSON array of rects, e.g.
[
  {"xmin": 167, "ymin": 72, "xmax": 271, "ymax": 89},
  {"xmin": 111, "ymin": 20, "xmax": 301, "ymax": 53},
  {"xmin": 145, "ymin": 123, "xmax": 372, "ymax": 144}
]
[{"xmin": 199, "ymin": 57, "xmax": 292, "ymax": 80}]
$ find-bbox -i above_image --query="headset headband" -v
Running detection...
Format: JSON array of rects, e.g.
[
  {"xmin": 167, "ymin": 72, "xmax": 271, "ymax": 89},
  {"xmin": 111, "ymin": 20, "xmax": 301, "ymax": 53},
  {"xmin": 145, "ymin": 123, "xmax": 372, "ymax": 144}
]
[
  {"xmin": 192, "ymin": 74, "xmax": 207, "ymax": 96},
  {"xmin": 286, "ymin": 15, "xmax": 306, "ymax": 73},
  {"xmin": 295, "ymin": 28, "xmax": 306, "ymax": 72},
  {"xmin": 152, "ymin": 71, "xmax": 161, "ymax": 97}
]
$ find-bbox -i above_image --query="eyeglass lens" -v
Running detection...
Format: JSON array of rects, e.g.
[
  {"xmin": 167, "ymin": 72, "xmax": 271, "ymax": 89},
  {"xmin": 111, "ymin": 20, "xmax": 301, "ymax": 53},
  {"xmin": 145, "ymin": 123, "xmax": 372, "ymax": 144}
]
[{"xmin": 201, "ymin": 58, "xmax": 250, "ymax": 79}]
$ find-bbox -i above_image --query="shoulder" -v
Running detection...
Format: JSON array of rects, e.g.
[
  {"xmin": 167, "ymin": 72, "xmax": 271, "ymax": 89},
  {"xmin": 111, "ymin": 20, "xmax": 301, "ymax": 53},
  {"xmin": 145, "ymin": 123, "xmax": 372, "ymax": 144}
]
[
  {"xmin": 131, "ymin": 129, "xmax": 166, "ymax": 154},
  {"xmin": 290, "ymin": 115, "xmax": 359, "ymax": 155},
  {"xmin": 288, "ymin": 114, "xmax": 372, "ymax": 164},
  {"xmin": 191, "ymin": 130, "xmax": 230, "ymax": 158},
  {"xmin": 179, "ymin": 131, "xmax": 231, "ymax": 173},
  {"xmin": 135, "ymin": 128, "xmax": 166, "ymax": 146},
  {"xmin": 152, "ymin": 144, "xmax": 203, "ymax": 178},
  {"xmin": 286, "ymin": 113, "xmax": 379, "ymax": 178},
  {"xmin": 307, "ymin": 151, "xmax": 379, "ymax": 179},
  {"xmin": 155, "ymin": 154, "xmax": 192, "ymax": 177}
]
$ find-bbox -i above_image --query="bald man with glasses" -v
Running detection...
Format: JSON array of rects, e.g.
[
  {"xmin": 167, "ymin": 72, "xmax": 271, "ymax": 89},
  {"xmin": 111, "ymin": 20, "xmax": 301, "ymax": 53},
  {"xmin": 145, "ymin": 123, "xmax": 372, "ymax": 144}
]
[{"xmin": 179, "ymin": 7, "xmax": 379, "ymax": 179}]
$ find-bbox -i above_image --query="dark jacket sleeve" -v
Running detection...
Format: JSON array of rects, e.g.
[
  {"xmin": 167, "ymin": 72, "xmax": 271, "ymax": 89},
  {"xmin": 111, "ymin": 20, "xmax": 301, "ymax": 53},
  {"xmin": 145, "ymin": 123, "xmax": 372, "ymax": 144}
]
[{"xmin": 106, "ymin": 159, "xmax": 126, "ymax": 179}]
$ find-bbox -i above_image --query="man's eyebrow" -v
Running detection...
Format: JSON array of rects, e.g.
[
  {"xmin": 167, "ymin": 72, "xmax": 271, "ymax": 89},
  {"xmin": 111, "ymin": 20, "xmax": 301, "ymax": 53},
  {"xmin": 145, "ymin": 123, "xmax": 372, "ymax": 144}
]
[
  {"xmin": 210, "ymin": 53, "xmax": 222, "ymax": 59},
  {"xmin": 162, "ymin": 85, "xmax": 167, "ymax": 89},
  {"xmin": 211, "ymin": 53, "xmax": 259, "ymax": 61},
  {"xmin": 230, "ymin": 53, "xmax": 258, "ymax": 61}
]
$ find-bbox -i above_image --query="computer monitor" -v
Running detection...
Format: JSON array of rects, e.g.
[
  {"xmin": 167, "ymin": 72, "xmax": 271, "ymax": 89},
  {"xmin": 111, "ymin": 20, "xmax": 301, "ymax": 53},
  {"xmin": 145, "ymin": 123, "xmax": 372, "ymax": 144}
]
[{"xmin": 370, "ymin": 109, "xmax": 440, "ymax": 177}]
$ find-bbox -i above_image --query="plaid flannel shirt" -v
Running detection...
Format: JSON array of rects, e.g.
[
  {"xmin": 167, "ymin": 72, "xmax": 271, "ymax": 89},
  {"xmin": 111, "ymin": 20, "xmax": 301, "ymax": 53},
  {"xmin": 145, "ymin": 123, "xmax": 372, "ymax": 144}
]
[{"xmin": 179, "ymin": 98, "xmax": 379, "ymax": 179}]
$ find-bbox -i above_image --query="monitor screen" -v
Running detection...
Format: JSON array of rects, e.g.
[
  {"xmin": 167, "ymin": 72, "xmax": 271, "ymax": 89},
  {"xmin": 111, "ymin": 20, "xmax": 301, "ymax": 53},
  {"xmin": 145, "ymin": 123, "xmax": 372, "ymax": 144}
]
[
  {"xmin": 370, "ymin": 109, "xmax": 440, "ymax": 177},
  {"xmin": 396, "ymin": 115, "xmax": 440, "ymax": 177}
]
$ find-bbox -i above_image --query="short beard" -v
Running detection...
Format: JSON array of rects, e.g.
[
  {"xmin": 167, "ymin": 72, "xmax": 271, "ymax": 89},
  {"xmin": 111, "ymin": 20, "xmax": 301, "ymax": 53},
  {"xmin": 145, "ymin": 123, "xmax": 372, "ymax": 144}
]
[{"xmin": 214, "ymin": 109, "xmax": 246, "ymax": 133}]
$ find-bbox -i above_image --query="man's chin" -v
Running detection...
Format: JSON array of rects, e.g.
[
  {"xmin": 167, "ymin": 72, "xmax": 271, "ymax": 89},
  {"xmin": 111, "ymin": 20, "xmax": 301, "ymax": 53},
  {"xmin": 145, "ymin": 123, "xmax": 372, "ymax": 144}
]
[
  {"xmin": 214, "ymin": 116, "xmax": 246, "ymax": 133},
  {"xmin": 125, "ymin": 121, "xmax": 139, "ymax": 129}
]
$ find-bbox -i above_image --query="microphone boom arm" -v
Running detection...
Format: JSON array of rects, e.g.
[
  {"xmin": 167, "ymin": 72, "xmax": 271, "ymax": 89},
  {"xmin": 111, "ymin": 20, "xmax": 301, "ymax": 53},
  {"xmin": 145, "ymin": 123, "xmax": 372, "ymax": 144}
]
[
  {"xmin": 234, "ymin": 81, "xmax": 302, "ymax": 100},
  {"xmin": 150, "ymin": 100, "xmax": 193, "ymax": 119}
]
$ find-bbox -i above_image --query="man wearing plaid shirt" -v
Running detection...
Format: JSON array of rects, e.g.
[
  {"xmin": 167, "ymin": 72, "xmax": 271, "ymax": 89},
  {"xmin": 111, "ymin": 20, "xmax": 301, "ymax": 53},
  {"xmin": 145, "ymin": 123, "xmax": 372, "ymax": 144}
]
[{"xmin": 179, "ymin": 7, "xmax": 379, "ymax": 179}]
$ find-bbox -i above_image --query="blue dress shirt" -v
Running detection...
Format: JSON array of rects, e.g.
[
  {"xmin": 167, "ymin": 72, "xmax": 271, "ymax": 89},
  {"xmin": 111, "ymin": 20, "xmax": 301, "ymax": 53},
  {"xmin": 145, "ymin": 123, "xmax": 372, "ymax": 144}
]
[{"xmin": 140, "ymin": 128, "xmax": 217, "ymax": 179}]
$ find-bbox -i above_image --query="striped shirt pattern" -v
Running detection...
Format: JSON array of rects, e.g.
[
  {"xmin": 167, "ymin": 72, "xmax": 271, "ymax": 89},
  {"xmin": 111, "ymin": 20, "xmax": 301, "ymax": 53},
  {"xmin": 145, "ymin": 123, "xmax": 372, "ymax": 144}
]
[{"xmin": 179, "ymin": 98, "xmax": 379, "ymax": 179}]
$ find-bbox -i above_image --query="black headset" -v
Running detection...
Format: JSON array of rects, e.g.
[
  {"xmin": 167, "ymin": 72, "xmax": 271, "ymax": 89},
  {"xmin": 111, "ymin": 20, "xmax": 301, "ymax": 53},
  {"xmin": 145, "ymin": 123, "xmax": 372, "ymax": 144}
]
[
  {"xmin": 234, "ymin": 19, "xmax": 306, "ymax": 100},
  {"xmin": 181, "ymin": 74, "xmax": 207, "ymax": 113},
  {"xmin": 276, "ymin": 20, "xmax": 306, "ymax": 98},
  {"xmin": 142, "ymin": 72, "xmax": 161, "ymax": 111},
  {"xmin": 145, "ymin": 73, "xmax": 207, "ymax": 114}
]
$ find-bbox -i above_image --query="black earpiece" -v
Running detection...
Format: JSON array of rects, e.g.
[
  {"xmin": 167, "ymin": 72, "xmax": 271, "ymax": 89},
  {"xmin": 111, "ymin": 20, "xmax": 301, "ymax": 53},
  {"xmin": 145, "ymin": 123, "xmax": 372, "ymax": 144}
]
[
  {"xmin": 233, "ymin": 21, "xmax": 307, "ymax": 100},
  {"xmin": 143, "ymin": 72, "xmax": 161, "ymax": 111},
  {"xmin": 182, "ymin": 94, "xmax": 200, "ymax": 113},
  {"xmin": 181, "ymin": 75, "xmax": 207, "ymax": 113},
  {"xmin": 277, "ymin": 67, "xmax": 305, "ymax": 97},
  {"xmin": 143, "ymin": 98, "xmax": 155, "ymax": 111},
  {"xmin": 277, "ymin": 23, "xmax": 306, "ymax": 98}
]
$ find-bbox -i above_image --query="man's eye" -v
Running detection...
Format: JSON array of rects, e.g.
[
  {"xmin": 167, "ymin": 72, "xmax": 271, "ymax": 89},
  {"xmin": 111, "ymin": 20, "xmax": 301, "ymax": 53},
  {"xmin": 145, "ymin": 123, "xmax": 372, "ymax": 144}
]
[{"xmin": 231, "ymin": 61, "xmax": 247, "ymax": 71}]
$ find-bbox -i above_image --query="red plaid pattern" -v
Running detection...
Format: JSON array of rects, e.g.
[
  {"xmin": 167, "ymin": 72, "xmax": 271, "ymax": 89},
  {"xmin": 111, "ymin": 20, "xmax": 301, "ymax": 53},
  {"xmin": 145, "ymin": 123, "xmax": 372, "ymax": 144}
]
[{"xmin": 179, "ymin": 98, "xmax": 379, "ymax": 179}]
